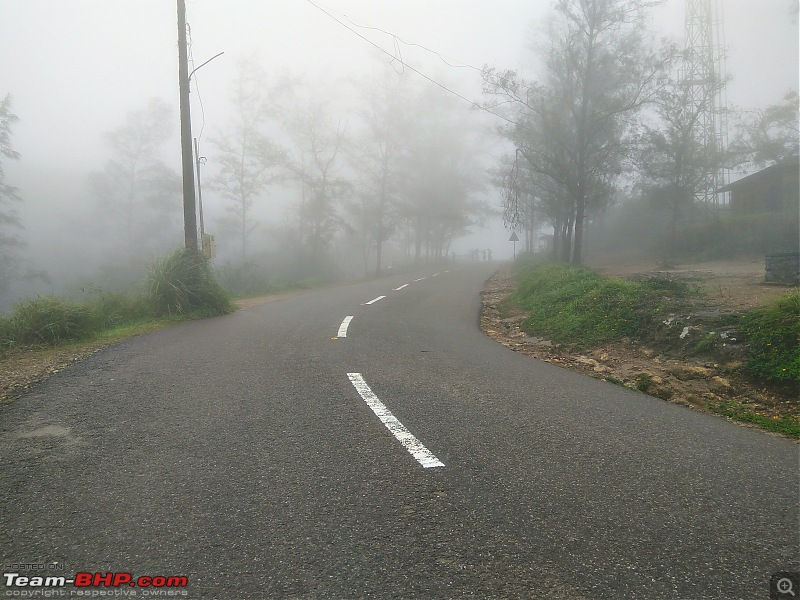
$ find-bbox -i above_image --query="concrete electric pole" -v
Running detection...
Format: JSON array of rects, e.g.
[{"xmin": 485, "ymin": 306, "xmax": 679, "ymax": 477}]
[{"xmin": 177, "ymin": 0, "xmax": 198, "ymax": 251}]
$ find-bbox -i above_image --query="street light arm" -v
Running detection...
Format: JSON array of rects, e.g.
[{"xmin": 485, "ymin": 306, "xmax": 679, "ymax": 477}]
[{"xmin": 189, "ymin": 51, "xmax": 224, "ymax": 83}]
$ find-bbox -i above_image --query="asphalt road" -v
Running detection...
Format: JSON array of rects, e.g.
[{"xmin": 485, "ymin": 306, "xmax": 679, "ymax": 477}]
[{"xmin": 1, "ymin": 263, "xmax": 798, "ymax": 599}]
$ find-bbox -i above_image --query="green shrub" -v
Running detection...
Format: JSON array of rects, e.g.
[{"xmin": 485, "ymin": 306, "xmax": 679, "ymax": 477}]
[
  {"xmin": 740, "ymin": 292, "xmax": 800, "ymax": 383},
  {"xmin": 89, "ymin": 292, "xmax": 146, "ymax": 329},
  {"xmin": 147, "ymin": 248, "xmax": 232, "ymax": 316},
  {"xmin": 0, "ymin": 315, "xmax": 16, "ymax": 349},
  {"xmin": 9, "ymin": 296, "xmax": 98, "ymax": 345}
]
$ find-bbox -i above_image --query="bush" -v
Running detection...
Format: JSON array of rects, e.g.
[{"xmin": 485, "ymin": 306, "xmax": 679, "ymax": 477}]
[
  {"xmin": 90, "ymin": 292, "xmax": 147, "ymax": 329},
  {"xmin": 146, "ymin": 248, "xmax": 232, "ymax": 316},
  {"xmin": 0, "ymin": 315, "xmax": 16, "ymax": 349},
  {"xmin": 8, "ymin": 296, "xmax": 98, "ymax": 345},
  {"xmin": 740, "ymin": 292, "xmax": 800, "ymax": 383}
]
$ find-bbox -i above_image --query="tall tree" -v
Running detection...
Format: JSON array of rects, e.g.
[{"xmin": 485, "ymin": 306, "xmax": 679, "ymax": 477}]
[
  {"xmin": 734, "ymin": 91, "xmax": 800, "ymax": 168},
  {"xmin": 281, "ymin": 93, "xmax": 349, "ymax": 274},
  {"xmin": 347, "ymin": 69, "xmax": 411, "ymax": 276},
  {"xmin": 398, "ymin": 86, "xmax": 486, "ymax": 263},
  {"xmin": 90, "ymin": 98, "xmax": 181, "ymax": 262},
  {"xmin": 636, "ymin": 48, "xmax": 731, "ymax": 257},
  {"xmin": 0, "ymin": 94, "xmax": 23, "ymax": 299},
  {"xmin": 485, "ymin": 0, "xmax": 665, "ymax": 263},
  {"xmin": 210, "ymin": 58, "xmax": 283, "ymax": 264}
]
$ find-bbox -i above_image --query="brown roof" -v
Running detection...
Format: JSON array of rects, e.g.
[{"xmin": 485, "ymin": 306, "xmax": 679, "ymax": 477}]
[{"xmin": 716, "ymin": 155, "xmax": 799, "ymax": 193}]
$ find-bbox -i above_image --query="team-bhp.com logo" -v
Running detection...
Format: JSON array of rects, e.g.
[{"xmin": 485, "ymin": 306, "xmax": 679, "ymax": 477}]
[{"xmin": 4, "ymin": 572, "xmax": 188, "ymax": 596}]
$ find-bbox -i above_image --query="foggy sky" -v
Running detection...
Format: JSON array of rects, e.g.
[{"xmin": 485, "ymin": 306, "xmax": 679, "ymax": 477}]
[
  {"xmin": 0, "ymin": 0, "xmax": 797, "ymax": 265},
  {"xmin": 1, "ymin": 1, "xmax": 797, "ymax": 171}
]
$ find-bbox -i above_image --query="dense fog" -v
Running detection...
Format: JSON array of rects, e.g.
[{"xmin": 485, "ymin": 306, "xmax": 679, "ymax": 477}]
[{"xmin": 0, "ymin": 0, "xmax": 797, "ymax": 309}]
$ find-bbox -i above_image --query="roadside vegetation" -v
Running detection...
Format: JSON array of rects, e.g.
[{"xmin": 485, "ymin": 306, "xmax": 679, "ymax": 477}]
[
  {"xmin": 507, "ymin": 258, "xmax": 799, "ymax": 438},
  {"xmin": 739, "ymin": 292, "xmax": 800, "ymax": 384},
  {"xmin": 0, "ymin": 248, "xmax": 232, "ymax": 353},
  {"xmin": 511, "ymin": 261, "xmax": 696, "ymax": 349}
]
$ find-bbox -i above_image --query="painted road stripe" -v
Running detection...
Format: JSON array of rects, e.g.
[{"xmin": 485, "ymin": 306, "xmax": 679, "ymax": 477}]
[
  {"xmin": 365, "ymin": 295, "xmax": 386, "ymax": 305},
  {"xmin": 393, "ymin": 284, "xmax": 409, "ymax": 291},
  {"xmin": 337, "ymin": 316, "xmax": 354, "ymax": 338},
  {"xmin": 347, "ymin": 373, "xmax": 445, "ymax": 469},
  {"xmin": 432, "ymin": 273, "xmax": 440, "ymax": 277},
  {"xmin": 414, "ymin": 277, "xmax": 426, "ymax": 282}
]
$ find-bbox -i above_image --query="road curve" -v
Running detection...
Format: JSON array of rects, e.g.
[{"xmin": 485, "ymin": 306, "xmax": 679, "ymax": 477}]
[{"xmin": 1, "ymin": 263, "xmax": 797, "ymax": 599}]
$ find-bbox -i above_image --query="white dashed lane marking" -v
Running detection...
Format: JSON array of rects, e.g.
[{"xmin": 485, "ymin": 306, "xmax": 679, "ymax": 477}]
[
  {"xmin": 364, "ymin": 295, "xmax": 386, "ymax": 305},
  {"xmin": 337, "ymin": 316, "xmax": 353, "ymax": 338},
  {"xmin": 347, "ymin": 373, "xmax": 445, "ymax": 469}
]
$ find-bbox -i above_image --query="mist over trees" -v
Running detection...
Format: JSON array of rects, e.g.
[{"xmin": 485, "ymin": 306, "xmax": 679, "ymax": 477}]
[
  {"xmin": 634, "ymin": 45, "xmax": 730, "ymax": 258},
  {"xmin": 485, "ymin": 0, "xmax": 799, "ymax": 263},
  {"xmin": 89, "ymin": 98, "xmax": 182, "ymax": 264},
  {"xmin": 0, "ymin": 95, "xmax": 23, "ymax": 300},
  {"xmin": 201, "ymin": 65, "xmax": 489, "ymax": 289},
  {"xmin": 734, "ymin": 91, "xmax": 800, "ymax": 168},
  {"xmin": 0, "ymin": 2, "xmax": 796, "ymax": 309},
  {"xmin": 485, "ymin": 0, "xmax": 667, "ymax": 264},
  {"xmin": 0, "ymin": 95, "xmax": 47, "ymax": 303},
  {"xmin": 210, "ymin": 58, "xmax": 284, "ymax": 265}
]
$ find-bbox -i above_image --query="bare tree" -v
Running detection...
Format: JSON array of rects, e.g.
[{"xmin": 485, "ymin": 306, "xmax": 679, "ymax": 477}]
[
  {"xmin": 89, "ymin": 98, "xmax": 181, "ymax": 262},
  {"xmin": 398, "ymin": 86, "xmax": 487, "ymax": 264},
  {"xmin": 0, "ymin": 94, "xmax": 23, "ymax": 299},
  {"xmin": 210, "ymin": 58, "xmax": 283, "ymax": 264},
  {"xmin": 282, "ymin": 94, "xmax": 349, "ymax": 275},
  {"xmin": 347, "ymin": 69, "xmax": 411, "ymax": 276}
]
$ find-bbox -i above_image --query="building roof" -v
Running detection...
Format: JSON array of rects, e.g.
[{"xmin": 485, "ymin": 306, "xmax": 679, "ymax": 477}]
[{"xmin": 716, "ymin": 155, "xmax": 800, "ymax": 193}]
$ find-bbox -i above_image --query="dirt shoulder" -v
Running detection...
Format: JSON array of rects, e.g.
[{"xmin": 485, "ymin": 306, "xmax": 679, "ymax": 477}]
[
  {"xmin": 480, "ymin": 261, "xmax": 798, "ymax": 435},
  {"xmin": 1, "ymin": 341, "xmax": 115, "ymax": 402}
]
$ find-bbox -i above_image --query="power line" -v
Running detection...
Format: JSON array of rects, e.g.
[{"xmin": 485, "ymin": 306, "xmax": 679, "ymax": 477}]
[
  {"xmin": 340, "ymin": 10, "xmax": 538, "ymax": 95},
  {"xmin": 342, "ymin": 15, "xmax": 483, "ymax": 73},
  {"xmin": 303, "ymin": 0, "xmax": 520, "ymax": 128}
]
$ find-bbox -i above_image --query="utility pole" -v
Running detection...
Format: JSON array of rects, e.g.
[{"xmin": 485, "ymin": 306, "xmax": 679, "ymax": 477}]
[
  {"xmin": 177, "ymin": 0, "xmax": 198, "ymax": 251},
  {"xmin": 194, "ymin": 138, "xmax": 205, "ymax": 237}
]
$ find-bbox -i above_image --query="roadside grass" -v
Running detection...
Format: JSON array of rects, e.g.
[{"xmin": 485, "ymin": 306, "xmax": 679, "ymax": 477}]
[
  {"xmin": 739, "ymin": 291, "xmax": 800, "ymax": 384},
  {"xmin": 0, "ymin": 248, "xmax": 232, "ymax": 355},
  {"xmin": 510, "ymin": 259, "xmax": 694, "ymax": 349},
  {"xmin": 707, "ymin": 399, "xmax": 800, "ymax": 438},
  {"xmin": 509, "ymin": 259, "xmax": 799, "ymax": 438}
]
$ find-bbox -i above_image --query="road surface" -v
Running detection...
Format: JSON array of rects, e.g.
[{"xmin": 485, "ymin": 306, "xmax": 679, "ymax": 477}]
[{"xmin": 1, "ymin": 264, "xmax": 797, "ymax": 599}]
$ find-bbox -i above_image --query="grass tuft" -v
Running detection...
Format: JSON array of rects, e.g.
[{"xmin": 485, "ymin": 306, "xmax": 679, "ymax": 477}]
[
  {"xmin": 739, "ymin": 292, "xmax": 800, "ymax": 383},
  {"xmin": 707, "ymin": 399, "xmax": 800, "ymax": 439},
  {"xmin": 0, "ymin": 248, "xmax": 233, "ymax": 353},
  {"xmin": 5, "ymin": 296, "xmax": 97, "ymax": 345},
  {"xmin": 146, "ymin": 248, "xmax": 233, "ymax": 317}
]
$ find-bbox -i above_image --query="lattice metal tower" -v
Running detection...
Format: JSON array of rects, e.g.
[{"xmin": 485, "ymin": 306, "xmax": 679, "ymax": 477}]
[{"xmin": 684, "ymin": 0, "xmax": 729, "ymax": 203}]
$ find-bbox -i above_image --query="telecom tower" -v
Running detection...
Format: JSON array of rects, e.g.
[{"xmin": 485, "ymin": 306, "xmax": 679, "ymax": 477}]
[{"xmin": 683, "ymin": 0, "xmax": 729, "ymax": 204}]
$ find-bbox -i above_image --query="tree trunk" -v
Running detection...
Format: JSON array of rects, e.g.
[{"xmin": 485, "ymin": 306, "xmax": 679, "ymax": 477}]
[
  {"xmin": 552, "ymin": 214, "xmax": 562, "ymax": 260},
  {"xmin": 561, "ymin": 215, "xmax": 574, "ymax": 263},
  {"xmin": 572, "ymin": 196, "xmax": 585, "ymax": 265}
]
